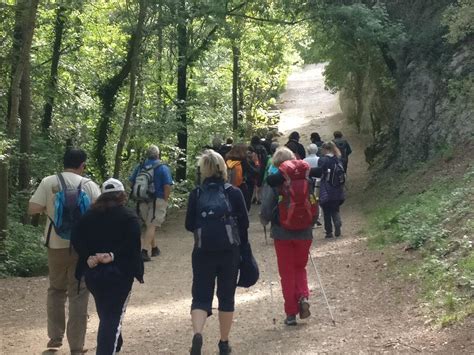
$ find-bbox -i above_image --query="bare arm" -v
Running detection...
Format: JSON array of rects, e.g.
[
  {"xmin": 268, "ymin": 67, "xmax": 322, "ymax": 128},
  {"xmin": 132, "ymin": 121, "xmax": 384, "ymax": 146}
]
[
  {"xmin": 28, "ymin": 202, "xmax": 45, "ymax": 215},
  {"xmin": 163, "ymin": 184, "xmax": 172, "ymax": 201}
]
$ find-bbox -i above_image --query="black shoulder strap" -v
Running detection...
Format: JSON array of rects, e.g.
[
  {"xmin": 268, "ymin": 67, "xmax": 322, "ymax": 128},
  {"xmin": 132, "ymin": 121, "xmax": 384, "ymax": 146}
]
[{"xmin": 57, "ymin": 173, "xmax": 67, "ymax": 191}]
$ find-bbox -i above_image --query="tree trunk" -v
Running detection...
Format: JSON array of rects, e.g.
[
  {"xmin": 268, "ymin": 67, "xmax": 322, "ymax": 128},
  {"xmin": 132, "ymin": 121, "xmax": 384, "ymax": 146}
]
[
  {"xmin": 94, "ymin": 40, "xmax": 133, "ymax": 180},
  {"xmin": 42, "ymin": 5, "xmax": 67, "ymax": 133},
  {"xmin": 232, "ymin": 44, "xmax": 240, "ymax": 132},
  {"xmin": 6, "ymin": 0, "xmax": 40, "ymax": 137},
  {"xmin": 176, "ymin": 0, "xmax": 188, "ymax": 182},
  {"xmin": 18, "ymin": 60, "xmax": 32, "ymax": 224},
  {"xmin": 1, "ymin": 0, "xmax": 39, "ymax": 257},
  {"xmin": 0, "ymin": 161, "xmax": 8, "ymax": 263},
  {"xmin": 113, "ymin": 0, "xmax": 147, "ymax": 178},
  {"xmin": 156, "ymin": 0, "xmax": 164, "ymax": 115}
]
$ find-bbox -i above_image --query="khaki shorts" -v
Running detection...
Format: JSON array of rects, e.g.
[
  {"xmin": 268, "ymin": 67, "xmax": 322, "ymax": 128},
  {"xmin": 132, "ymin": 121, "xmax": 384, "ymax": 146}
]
[{"xmin": 138, "ymin": 198, "xmax": 168, "ymax": 227}]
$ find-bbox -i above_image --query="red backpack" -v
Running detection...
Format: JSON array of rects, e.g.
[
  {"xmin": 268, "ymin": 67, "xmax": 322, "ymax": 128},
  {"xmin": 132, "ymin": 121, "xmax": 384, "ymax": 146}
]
[{"xmin": 278, "ymin": 160, "xmax": 318, "ymax": 230}]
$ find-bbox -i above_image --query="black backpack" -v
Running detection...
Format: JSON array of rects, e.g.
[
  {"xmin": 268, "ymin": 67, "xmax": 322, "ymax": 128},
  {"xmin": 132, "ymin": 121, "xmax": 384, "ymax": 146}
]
[
  {"xmin": 334, "ymin": 139, "xmax": 348, "ymax": 161},
  {"xmin": 329, "ymin": 157, "xmax": 346, "ymax": 188},
  {"xmin": 194, "ymin": 182, "xmax": 240, "ymax": 251}
]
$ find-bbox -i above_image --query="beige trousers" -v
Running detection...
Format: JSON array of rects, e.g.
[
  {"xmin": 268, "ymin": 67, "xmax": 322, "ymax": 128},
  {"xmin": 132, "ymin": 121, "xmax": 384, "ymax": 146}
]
[{"xmin": 47, "ymin": 248, "xmax": 89, "ymax": 352}]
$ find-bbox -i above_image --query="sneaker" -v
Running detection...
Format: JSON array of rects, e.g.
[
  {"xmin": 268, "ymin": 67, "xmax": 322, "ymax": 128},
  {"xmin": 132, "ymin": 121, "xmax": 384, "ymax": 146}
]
[
  {"xmin": 218, "ymin": 340, "xmax": 232, "ymax": 355},
  {"xmin": 151, "ymin": 246, "xmax": 161, "ymax": 257},
  {"xmin": 335, "ymin": 228, "xmax": 341, "ymax": 237},
  {"xmin": 190, "ymin": 333, "xmax": 203, "ymax": 355},
  {"xmin": 284, "ymin": 315, "xmax": 297, "ymax": 326},
  {"xmin": 315, "ymin": 220, "xmax": 322, "ymax": 226},
  {"xmin": 325, "ymin": 233, "xmax": 333, "ymax": 239},
  {"xmin": 299, "ymin": 297, "xmax": 311, "ymax": 319},
  {"xmin": 46, "ymin": 339, "xmax": 62, "ymax": 349},
  {"xmin": 141, "ymin": 249, "xmax": 151, "ymax": 262}
]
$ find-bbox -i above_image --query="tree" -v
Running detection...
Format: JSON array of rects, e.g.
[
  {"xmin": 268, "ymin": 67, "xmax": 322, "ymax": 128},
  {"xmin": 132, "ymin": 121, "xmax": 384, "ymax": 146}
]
[
  {"xmin": 113, "ymin": 0, "xmax": 148, "ymax": 178},
  {"xmin": 1, "ymin": 0, "xmax": 40, "ymax": 260}
]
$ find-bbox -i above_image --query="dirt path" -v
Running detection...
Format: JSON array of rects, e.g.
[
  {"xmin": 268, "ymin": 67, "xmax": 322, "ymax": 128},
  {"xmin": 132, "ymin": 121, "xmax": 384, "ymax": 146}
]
[{"xmin": 1, "ymin": 64, "xmax": 472, "ymax": 354}]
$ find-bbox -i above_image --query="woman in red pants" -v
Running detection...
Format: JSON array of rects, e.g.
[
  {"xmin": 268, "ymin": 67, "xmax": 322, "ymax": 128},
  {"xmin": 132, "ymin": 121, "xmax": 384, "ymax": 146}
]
[{"xmin": 260, "ymin": 147, "xmax": 315, "ymax": 326}]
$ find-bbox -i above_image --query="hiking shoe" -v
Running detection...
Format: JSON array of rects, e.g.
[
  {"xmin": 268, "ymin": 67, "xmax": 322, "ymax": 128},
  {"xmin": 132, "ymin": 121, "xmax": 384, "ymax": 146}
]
[
  {"xmin": 46, "ymin": 339, "xmax": 62, "ymax": 349},
  {"xmin": 141, "ymin": 249, "xmax": 151, "ymax": 262},
  {"xmin": 71, "ymin": 350, "xmax": 88, "ymax": 355},
  {"xmin": 335, "ymin": 228, "xmax": 341, "ymax": 237},
  {"xmin": 299, "ymin": 297, "xmax": 311, "ymax": 319},
  {"xmin": 151, "ymin": 246, "xmax": 161, "ymax": 257},
  {"xmin": 190, "ymin": 333, "xmax": 203, "ymax": 355},
  {"xmin": 325, "ymin": 233, "xmax": 333, "ymax": 239},
  {"xmin": 315, "ymin": 220, "xmax": 322, "ymax": 226},
  {"xmin": 218, "ymin": 340, "xmax": 232, "ymax": 355},
  {"xmin": 284, "ymin": 315, "xmax": 297, "ymax": 326}
]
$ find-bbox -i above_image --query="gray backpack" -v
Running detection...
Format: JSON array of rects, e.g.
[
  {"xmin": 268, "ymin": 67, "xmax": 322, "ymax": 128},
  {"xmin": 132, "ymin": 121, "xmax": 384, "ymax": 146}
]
[{"xmin": 131, "ymin": 162, "xmax": 161, "ymax": 202}]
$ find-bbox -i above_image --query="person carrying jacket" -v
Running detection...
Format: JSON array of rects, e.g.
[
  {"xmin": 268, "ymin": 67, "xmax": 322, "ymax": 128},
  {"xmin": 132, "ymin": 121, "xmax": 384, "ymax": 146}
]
[
  {"xmin": 28, "ymin": 148, "xmax": 101, "ymax": 354},
  {"xmin": 260, "ymin": 147, "xmax": 314, "ymax": 326},
  {"xmin": 318, "ymin": 142, "xmax": 345, "ymax": 238},
  {"xmin": 129, "ymin": 145, "xmax": 173, "ymax": 261},
  {"xmin": 285, "ymin": 131, "xmax": 306, "ymax": 159},
  {"xmin": 185, "ymin": 150, "xmax": 249, "ymax": 355},
  {"xmin": 72, "ymin": 178, "xmax": 144, "ymax": 355}
]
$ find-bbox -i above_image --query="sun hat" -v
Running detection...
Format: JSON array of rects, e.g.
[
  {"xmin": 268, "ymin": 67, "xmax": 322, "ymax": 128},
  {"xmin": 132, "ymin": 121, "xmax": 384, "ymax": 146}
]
[{"xmin": 101, "ymin": 178, "xmax": 125, "ymax": 194}]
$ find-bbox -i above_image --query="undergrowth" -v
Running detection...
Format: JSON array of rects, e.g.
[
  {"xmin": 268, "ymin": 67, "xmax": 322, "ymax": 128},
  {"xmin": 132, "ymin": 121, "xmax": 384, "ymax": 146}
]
[{"xmin": 366, "ymin": 164, "xmax": 473, "ymax": 327}]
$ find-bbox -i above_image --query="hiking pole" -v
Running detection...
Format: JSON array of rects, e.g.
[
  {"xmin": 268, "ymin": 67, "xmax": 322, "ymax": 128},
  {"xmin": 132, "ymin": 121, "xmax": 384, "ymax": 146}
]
[
  {"xmin": 263, "ymin": 225, "xmax": 268, "ymax": 245},
  {"xmin": 309, "ymin": 253, "xmax": 336, "ymax": 326},
  {"xmin": 269, "ymin": 281, "xmax": 277, "ymax": 326}
]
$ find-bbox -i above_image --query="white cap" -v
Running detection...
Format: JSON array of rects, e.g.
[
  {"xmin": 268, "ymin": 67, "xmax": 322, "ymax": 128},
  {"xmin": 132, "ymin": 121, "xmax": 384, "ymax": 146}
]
[{"xmin": 101, "ymin": 178, "xmax": 125, "ymax": 194}]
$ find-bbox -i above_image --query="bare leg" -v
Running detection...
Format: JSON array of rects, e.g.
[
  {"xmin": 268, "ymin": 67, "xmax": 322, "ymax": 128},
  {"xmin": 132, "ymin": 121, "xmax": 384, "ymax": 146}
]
[
  {"xmin": 141, "ymin": 224, "xmax": 156, "ymax": 252},
  {"xmin": 191, "ymin": 309, "xmax": 208, "ymax": 335},
  {"xmin": 218, "ymin": 311, "xmax": 233, "ymax": 342}
]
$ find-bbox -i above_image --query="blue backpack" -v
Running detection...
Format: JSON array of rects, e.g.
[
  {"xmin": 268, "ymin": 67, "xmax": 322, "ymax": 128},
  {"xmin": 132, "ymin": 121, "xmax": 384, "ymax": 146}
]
[
  {"xmin": 194, "ymin": 182, "xmax": 240, "ymax": 251},
  {"xmin": 46, "ymin": 174, "xmax": 91, "ymax": 246}
]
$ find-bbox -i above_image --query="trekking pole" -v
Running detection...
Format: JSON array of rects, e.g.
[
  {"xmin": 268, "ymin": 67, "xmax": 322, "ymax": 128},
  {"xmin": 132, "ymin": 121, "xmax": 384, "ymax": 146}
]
[
  {"xmin": 263, "ymin": 225, "xmax": 268, "ymax": 245},
  {"xmin": 309, "ymin": 253, "xmax": 336, "ymax": 326},
  {"xmin": 269, "ymin": 281, "xmax": 277, "ymax": 326}
]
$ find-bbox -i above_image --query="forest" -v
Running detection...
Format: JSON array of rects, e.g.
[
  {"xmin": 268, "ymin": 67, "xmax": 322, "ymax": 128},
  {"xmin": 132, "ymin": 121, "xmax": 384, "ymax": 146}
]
[{"xmin": 0, "ymin": 0, "xmax": 473, "ymax": 348}]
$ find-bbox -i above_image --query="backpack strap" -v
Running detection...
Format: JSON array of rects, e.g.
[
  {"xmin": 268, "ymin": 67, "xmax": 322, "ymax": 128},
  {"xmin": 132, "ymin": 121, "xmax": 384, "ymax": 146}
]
[
  {"xmin": 57, "ymin": 173, "xmax": 68, "ymax": 192},
  {"xmin": 45, "ymin": 217, "xmax": 54, "ymax": 248}
]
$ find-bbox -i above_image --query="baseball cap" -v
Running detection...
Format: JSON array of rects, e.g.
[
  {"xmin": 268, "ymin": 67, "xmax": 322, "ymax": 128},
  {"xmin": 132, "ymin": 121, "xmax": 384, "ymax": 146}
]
[{"xmin": 101, "ymin": 178, "xmax": 125, "ymax": 194}]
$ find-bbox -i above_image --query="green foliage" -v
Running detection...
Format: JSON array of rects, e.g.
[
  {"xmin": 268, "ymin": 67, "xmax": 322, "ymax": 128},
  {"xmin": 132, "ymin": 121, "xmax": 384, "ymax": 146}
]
[
  {"xmin": 0, "ymin": 222, "xmax": 47, "ymax": 277},
  {"xmin": 367, "ymin": 166, "xmax": 474, "ymax": 325},
  {"xmin": 443, "ymin": 0, "xmax": 474, "ymax": 44}
]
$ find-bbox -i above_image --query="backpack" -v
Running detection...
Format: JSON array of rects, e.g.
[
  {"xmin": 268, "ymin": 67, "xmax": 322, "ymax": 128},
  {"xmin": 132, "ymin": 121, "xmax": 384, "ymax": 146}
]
[
  {"xmin": 226, "ymin": 160, "xmax": 244, "ymax": 187},
  {"xmin": 327, "ymin": 157, "xmax": 346, "ymax": 188},
  {"xmin": 47, "ymin": 174, "xmax": 91, "ymax": 244},
  {"xmin": 278, "ymin": 160, "xmax": 318, "ymax": 231},
  {"xmin": 131, "ymin": 162, "xmax": 161, "ymax": 201},
  {"xmin": 194, "ymin": 182, "xmax": 240, "ymax": 251}
]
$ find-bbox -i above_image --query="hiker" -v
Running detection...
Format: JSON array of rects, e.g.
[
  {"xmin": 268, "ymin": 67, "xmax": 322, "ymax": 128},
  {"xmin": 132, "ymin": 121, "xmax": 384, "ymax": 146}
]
[
  {"xmin": 129, "ymin": 145, "xmax": 173, "ymax": 261},
  {"xmin": 219, "ymin": 137, "xmax": 233, "ymax": 158},
  {"xmin": 262, "ymin": 142, "xmax": 280, "ymax": 182},
  {"xmin": 304, "ymin": 144, "xmax": 320, "ymax": 168},
  {"xmin": 185, "ymin": 149, "xmax": 249, "ymax": 355},
  {"xmin": 71, "ymin": 178, "xmax": 144, "ymax": 355},
  {"xmin": 260, "ymin": 147, "xmax": 316, "ymax": 326},
  {"xmin": 304, "ymin": 144, "xmax": 322, "ymax": 226},
  {"xmin": 318, "ymin": 142, "xmax": 346, "ymax": 238},
  {"xmin": 28, "ymin": 148, "xmax": 101, "ymax": 354},
  {"xmin": 250, "ymin": 136, "xmax": 268, "ymax": 204},
  {"xmin": 333, "ymin": 130, "xmax": 352, "ymax": 173},
  {"xmin": 285, "ymin": 131, "xmax": 306, "ymax": 159},
  {"xmin": 262, "ymin": 131, "xmax": 274, "ymax": 155},
  {"xmin": 225, "ymin": 143, "xmax": 258, "ymax": 211},
  {"xmin": 310, "ymin": 132, "xmax": 324, "ymax": 156}
]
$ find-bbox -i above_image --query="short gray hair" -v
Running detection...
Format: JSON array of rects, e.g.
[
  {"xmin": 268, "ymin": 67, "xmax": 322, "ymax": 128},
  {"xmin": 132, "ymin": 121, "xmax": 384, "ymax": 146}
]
[
  {"xmin": 272, "ymin": 147, "xmax": 295, "ymax": 167},
  {"xmin": 146, "ymin": 145, "xmax": 160, "ymax": 159},
  {"xmin": 198, "ymin": 149, "xmax": 227, "ymax": 182},
  {"xmin": 307, "ymin": 143, "xmax": 319, "ymax": 155}
]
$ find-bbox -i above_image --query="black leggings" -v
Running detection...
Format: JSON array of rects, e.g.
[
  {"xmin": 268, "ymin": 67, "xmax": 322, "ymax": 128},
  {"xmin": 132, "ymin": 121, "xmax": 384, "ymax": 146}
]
[{"xmin": 191, "ymin": 247, "xmax": 240, "ymax": 315}]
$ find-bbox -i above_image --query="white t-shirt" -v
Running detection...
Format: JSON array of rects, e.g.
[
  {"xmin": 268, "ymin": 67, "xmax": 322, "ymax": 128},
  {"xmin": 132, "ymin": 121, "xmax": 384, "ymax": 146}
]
[
  {"xmin": 304, "ymin": 154, "xmax": 319, "ymax": 168},
  {"xmin": 29, "ymin": 172, "xmax": 101, "ymax": 249}
]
